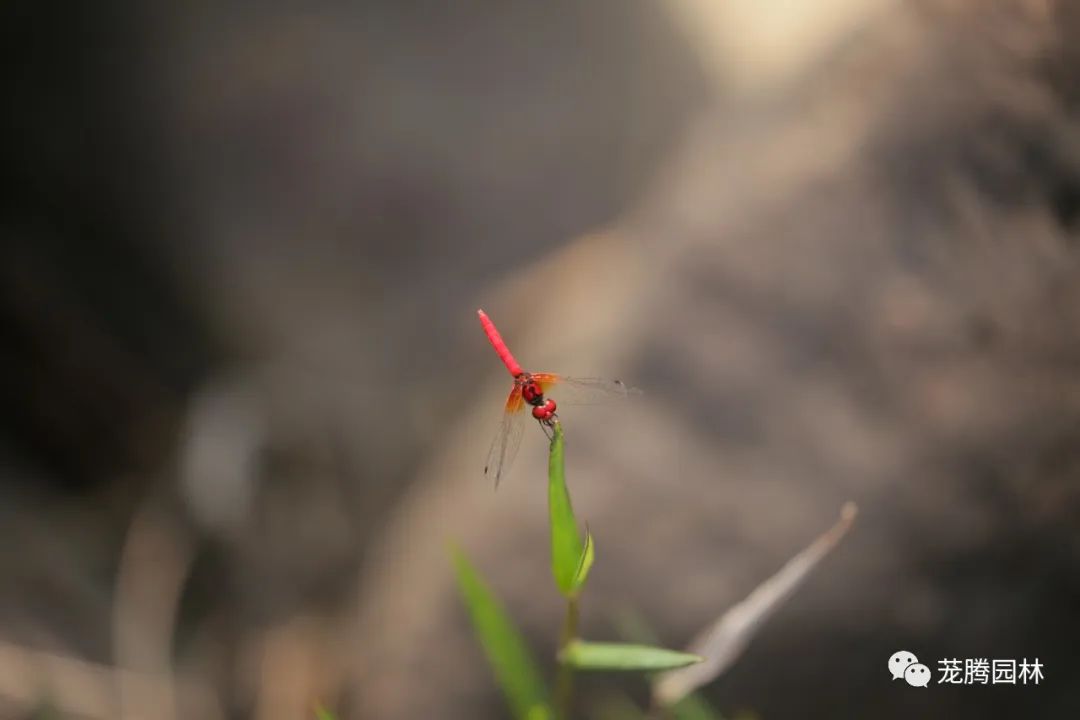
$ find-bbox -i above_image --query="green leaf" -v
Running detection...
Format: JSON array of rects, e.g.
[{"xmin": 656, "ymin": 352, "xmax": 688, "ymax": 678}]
[
  {"xmin": 451, "ymin": 546, "xmax": 553, "ymax": 720},
  {"xmin": 315, "ymin": 707, "xmax": 336, "ymax": 720},
  {"xmin": 560, "ymin": 642, "xmax": 703, "ymax": 671},
  {"xmin": 548, "ymin": 422, "xmax": 584, "ymax": 596},
  {"xmin": 572, "ymin": 530, "xmax": 595, "ymax": 590}
]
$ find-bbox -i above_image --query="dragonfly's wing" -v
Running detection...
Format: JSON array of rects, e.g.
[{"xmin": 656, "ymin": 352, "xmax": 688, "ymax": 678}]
[
  {"xmin": 484, "ymin": 388, "xmax": 527, "ymax": 488},
  {"xmin": 533, "ymin": 373, "xmax": 642, "ymax": 406}
]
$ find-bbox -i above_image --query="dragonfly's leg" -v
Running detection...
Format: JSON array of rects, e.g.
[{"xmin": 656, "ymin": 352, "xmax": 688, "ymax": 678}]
[{"xmin": 539, "ymin": 418, "xmax": 555, "ymax": 440}]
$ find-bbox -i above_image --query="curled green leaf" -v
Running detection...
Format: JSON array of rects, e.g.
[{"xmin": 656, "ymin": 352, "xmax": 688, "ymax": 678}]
[
  {"xmin": 548, "ymin": 422, "xmax": 585, "ymax": 596},
  {"xmin": 559, "ymin": 641, "xmax": 703, "ymax": 672},
  {"xmin": 572, "ymin": 530, "xmax": 595, "ymax": 591}
]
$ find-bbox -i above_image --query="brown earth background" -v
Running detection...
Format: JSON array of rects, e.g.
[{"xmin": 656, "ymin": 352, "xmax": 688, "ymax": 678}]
[{"xmin": 1, "ymin": 1, "xmax": 1079, "ymax": 718}]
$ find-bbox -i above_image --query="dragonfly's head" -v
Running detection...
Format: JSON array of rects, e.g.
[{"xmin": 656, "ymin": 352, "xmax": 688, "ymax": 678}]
[{"xmin": 531, "ymin": 398, "xmax": 556, "ymax": 421}]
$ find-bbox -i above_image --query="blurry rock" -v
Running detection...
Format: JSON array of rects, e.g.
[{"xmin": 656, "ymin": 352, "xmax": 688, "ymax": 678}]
[{"xmin": 352, "ymin": 2, "xmax": 1080, "ymax": 719}]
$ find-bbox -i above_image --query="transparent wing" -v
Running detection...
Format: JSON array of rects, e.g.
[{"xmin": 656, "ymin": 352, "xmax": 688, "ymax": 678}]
[
  {"xmin": 484, "ymin": 388, "xmax": 527, "ymax": 488},
  {"xmin": 533, "ymin": 373, "xmax": 642, "ymax": 406}
]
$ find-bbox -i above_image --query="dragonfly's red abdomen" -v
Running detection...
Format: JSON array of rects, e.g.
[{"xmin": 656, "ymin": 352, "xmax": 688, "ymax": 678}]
[{"xmin": 478, "ymin": 309, "xmax": 524, "ymax": 377}]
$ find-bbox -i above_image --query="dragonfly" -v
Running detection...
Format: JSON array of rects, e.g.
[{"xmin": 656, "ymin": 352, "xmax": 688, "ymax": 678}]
[{"xmin": 478, "ymin": 308, "xmax": 636, "ymax": 486}]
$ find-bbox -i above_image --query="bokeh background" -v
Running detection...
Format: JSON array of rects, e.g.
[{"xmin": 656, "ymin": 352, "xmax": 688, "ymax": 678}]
[{"xmin": 2, "ymin": 0, "xmax": 1079, "ymax": 718}]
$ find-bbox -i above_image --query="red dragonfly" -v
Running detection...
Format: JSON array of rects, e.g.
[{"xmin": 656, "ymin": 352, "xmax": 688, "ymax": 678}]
[{"xmin": 478, "ymin": 309, "xmax": 635, "ymax": 486}]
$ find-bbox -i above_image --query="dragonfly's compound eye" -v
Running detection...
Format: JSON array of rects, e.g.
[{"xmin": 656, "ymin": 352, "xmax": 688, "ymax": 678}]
[{"xmin": 532, "ymin": 400, "xmax": 556, "ymax": 420}]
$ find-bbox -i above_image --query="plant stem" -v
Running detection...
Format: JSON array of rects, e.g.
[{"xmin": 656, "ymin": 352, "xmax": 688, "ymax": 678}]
[{"xmin": 554, "ymin": 595, "xmax": 580, "ymax": 720}]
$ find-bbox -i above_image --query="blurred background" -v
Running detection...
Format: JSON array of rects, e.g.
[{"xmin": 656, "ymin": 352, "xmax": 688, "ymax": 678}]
[{"xmin": 1, "ymin": 0, "xmax": 1079, "ymax": 718}]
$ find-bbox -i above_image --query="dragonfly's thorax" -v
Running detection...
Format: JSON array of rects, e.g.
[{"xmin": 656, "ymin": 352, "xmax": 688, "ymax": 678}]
[{"xmin": 518, "ymin": 374, "xmax": 545, "ymax": 406}]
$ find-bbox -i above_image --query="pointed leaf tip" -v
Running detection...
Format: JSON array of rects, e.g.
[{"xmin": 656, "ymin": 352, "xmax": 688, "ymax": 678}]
[{"xmin": 841, "ymin": 501, "xmax": 858, "ymax": 522}]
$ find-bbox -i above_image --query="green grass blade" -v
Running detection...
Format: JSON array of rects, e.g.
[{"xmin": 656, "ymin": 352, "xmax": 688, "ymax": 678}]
[
  {"xmin": 451, "ymin": 546, "xmax": 553, "ymax": 720},
  {"xmin": 548, "ymin": 422, "xmax": 584, "ymax": 596},
  {"xmin": 560, "ymin": 642, "xmax": 703, "ymax": 671},
  {"xmin": 314, "ymin": 707, "xmax": 336, "ymax": 720}
]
